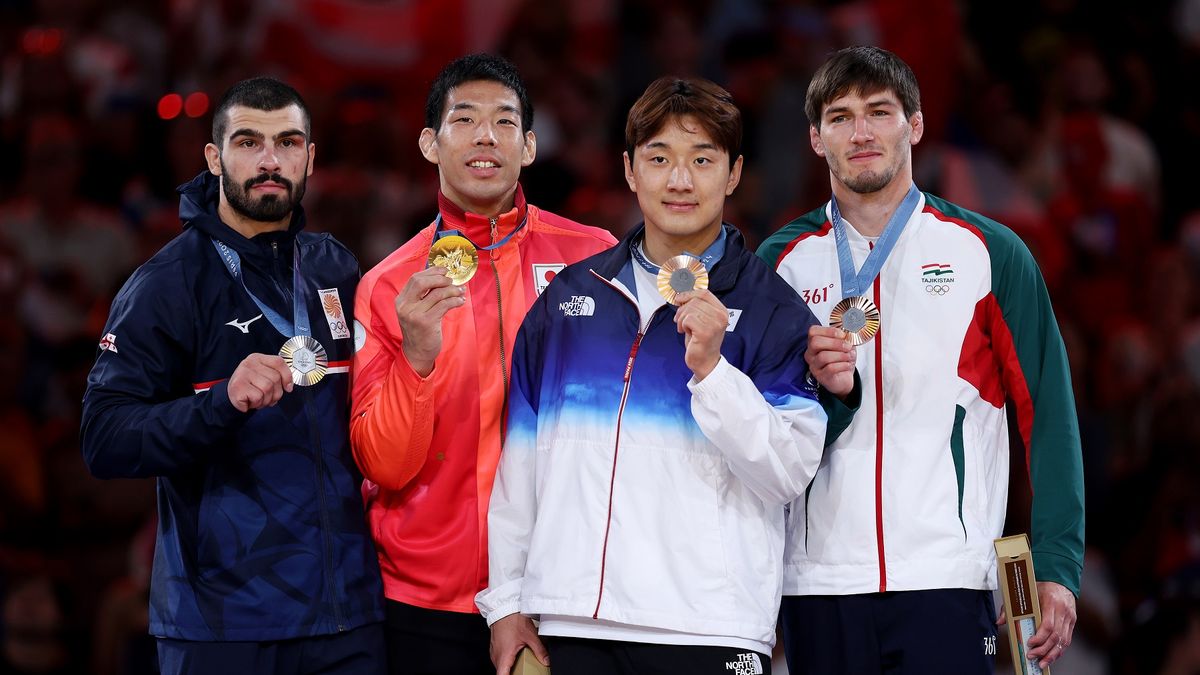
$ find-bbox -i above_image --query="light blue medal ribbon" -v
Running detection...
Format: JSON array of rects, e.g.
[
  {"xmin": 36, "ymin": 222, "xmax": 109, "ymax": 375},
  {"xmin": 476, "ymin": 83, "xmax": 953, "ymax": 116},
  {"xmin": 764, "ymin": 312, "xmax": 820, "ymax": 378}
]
[
  {"xmin": 629, "ymin": 225, "xmax": 727, "ymax": 275},
  {"xmin": 429, "ymin": 213, "xmax": 528, "ymax": 253},
  {"xmin": 211, "ymin": 238, "xmax": 310, "ymax": 338},
  {"xmin": 212, "ymin": 237, "xmax": 329, "ymax": 385},
  {"xmin": 830, "ymin": 183, "xmax": 921, "ymax": 298}
]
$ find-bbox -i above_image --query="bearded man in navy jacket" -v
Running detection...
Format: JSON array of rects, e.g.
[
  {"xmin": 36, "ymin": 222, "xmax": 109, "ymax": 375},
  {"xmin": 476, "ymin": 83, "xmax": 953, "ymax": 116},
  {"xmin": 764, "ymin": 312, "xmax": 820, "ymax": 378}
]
[{"xmin": 81, "ymin": 77, "xmax": 385, "ymax": 675}]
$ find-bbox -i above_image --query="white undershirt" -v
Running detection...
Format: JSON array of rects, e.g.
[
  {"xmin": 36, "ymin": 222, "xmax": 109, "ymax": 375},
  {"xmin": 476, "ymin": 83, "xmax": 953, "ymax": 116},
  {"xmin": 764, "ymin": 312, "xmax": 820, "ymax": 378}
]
[{"xmin": 630, "ymin": 254, "xmax": 668, "ymax": 329}]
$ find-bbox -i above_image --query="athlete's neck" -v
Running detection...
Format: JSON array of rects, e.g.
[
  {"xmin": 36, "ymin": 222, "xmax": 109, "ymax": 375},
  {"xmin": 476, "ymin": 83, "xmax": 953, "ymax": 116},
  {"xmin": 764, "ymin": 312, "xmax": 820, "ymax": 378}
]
[{"xmin": 831, "ymin": 174, "xmax": 914, "ymax": 238}]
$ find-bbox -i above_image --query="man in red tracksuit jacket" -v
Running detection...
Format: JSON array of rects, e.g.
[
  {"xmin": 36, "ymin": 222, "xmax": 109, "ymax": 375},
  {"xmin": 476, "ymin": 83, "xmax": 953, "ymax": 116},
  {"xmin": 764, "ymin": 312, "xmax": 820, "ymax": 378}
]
[{"xmin": 349, "ymin": 54, "xmax": 615, "ymax": 674}]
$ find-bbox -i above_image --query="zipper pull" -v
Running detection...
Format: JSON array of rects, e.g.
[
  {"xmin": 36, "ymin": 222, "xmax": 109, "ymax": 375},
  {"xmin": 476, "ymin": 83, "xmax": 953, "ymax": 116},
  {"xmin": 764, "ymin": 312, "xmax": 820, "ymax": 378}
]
[
  {"xmin": 271, "ymin": 241, "xmax": 279, "ymax": 259},
  {"xmin": 623, "ymin": 333, "xmax": 643, "ymax": 383},
  {"xmin": 489, "ymin": 217, "xmax": 500, "ymax": 260}
]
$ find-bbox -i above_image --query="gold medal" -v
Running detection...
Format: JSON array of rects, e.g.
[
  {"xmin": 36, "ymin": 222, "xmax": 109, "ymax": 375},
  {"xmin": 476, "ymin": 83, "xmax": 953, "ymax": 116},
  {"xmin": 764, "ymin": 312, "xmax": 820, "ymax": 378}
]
[
  {"xmin": 657, "ymin": 255, "xmax": 709, "ymax": 305},
  {"xmin": 427, "ymin": 235, "xmax": 478, "ymax": 286},
  {"xmin": 829, "ymin": 296, "xmax": 880, "ymax": 346},
  {"xmin": 279, "ymin": 335, "xmax": 329, "ymax": 386}
]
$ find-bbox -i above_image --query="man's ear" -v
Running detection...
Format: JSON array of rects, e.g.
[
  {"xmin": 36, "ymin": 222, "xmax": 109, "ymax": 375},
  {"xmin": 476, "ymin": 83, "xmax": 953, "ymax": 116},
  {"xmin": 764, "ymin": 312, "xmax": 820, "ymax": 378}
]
[
  {"xmin": 725, "ymin": 155, "xmax": 744, "ymax": 196},
  {"xmin": 908, "ymin": 111, "xmax": 925, "ymax": 147},
  {"xmin": 306, "ymin": 142, "xmax": 316, "ymax": 177},
  {"xmin": 418, "ymin": 128, "xmax": 439, "ymax": 165},
  {"xmin": 810, "ymin": 125, "xmax": 825, "ymax": 157},
  {"xmin": 623, "ymin": 151, "xmax": 637, "ymax": 192},
  {"xmin": 521, "ymin": 130, "xmax": 537, "ymax": 167},
  {"xmin": 205, "ymin": 143, "xmax": 221, "ymax": 175}
]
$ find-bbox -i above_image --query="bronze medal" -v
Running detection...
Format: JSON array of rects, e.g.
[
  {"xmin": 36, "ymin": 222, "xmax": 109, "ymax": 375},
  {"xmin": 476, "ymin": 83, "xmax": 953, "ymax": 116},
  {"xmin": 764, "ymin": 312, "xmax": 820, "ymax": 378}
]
[
  {"xmin": 829, "ymin": 296, "xmax": 880, "ymax": 346},
  {"xmin": 657, "ymin": 255, "xmax": 709, "ymax": 305}
]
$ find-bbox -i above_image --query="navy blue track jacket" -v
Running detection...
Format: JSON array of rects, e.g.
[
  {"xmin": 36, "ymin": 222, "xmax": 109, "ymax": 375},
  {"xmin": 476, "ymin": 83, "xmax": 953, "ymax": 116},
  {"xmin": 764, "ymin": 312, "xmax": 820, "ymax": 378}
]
[{"xmin": 81, "ymin": 172, "xmax": 383, "ymax": 641}]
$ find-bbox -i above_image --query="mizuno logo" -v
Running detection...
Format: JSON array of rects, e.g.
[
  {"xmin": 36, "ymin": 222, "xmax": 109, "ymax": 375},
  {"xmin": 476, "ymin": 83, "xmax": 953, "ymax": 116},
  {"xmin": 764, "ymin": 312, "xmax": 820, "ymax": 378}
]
[{"xmin": 226, "ymin": 314, "xmax": 264, "ymax": 334}]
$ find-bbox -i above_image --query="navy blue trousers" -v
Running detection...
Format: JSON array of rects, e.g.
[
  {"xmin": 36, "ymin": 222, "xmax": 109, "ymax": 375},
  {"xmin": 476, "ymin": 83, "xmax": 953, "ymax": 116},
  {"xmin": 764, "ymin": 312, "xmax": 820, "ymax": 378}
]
[
  {"xmin": 547, "ymin": 636, "xmax": 771, "ymax": 675},
  {"xmin": 780, "ymin": 589, "xmax": 997, "ymax": 674},
  {"xmin": 157, "ymin": 622, "xmax": 385, "ymax": 675}
]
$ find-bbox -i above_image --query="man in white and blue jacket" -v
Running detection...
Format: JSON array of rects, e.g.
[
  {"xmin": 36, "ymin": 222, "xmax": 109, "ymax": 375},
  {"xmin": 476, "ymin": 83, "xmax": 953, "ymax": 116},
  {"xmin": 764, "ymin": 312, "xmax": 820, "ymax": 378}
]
[
  {"xmin": 81, "ymin": 78, "xmax": 384, "ymax": 674},
  {"xmin": 479, "ymin": 77, "xmax": 852, "ymax": 675}
]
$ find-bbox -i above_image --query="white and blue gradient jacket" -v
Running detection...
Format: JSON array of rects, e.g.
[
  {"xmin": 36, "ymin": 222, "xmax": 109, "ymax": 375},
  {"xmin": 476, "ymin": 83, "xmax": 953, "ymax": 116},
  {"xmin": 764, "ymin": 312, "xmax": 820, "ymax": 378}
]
[{"xmin": 476, "ymin": 224, "xmax": 829, "ymax": 651}]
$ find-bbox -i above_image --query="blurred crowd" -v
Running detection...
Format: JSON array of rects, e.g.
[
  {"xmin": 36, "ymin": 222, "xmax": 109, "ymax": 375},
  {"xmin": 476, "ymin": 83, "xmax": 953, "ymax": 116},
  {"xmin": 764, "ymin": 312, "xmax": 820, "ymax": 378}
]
[{"xmin": 0, "ymin": 0, "xmax": 1198, "ymax": 673}]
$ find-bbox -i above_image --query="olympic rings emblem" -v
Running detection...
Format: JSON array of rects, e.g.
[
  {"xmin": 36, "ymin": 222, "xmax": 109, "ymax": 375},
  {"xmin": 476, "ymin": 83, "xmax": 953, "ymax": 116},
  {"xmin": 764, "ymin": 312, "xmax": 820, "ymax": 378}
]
[{"xmin": 925, "ymin": 284, "xmax": 950, "ymax": 295}]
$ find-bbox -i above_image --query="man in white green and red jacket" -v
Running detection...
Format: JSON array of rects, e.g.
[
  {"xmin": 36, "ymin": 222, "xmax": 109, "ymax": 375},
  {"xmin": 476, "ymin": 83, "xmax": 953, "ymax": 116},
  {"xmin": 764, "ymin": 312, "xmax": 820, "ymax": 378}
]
[{"xmin": 758, "ymin": 46, "xmax": 1084, "ymax": 674}]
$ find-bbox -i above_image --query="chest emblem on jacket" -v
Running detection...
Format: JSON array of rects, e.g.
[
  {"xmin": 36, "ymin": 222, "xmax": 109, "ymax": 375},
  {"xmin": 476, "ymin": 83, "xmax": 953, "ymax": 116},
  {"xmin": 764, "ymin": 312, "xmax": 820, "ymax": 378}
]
[
  {"xmin": 225, "ymin": 314, "xmax": 263, "ymax": 334},
  {"xmin": 533, "ymin": 263, "xmax": 565, "ymax": 296},
  {"xmin": 318, "ymin": 288, "xmax": 352, "ymax": 339},
  {"xmin": 920, "ymin": 263, "xmax": 955, "ymax": 296},
  {"xmin": 559, "ymin": 295, "xmax": 595, "ymax": 317}
]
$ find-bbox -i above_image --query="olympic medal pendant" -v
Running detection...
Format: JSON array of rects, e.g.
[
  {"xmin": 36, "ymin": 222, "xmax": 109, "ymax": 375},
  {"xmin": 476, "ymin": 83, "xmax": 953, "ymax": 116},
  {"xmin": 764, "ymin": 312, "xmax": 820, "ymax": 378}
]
[
  {"xmin": 657, "ymin": 255, "xmax": 709, "ymax": 305},
  {"xmin": 279, "ymin": 335, "xmax": 329, "ymax": 386},
  {"xmin": 829, "ymin": 296, "xmax": 881, "ymax": 346},
  {"xmin": 427, "ymin": 235, "xmax": 479, "ymax": 286}
]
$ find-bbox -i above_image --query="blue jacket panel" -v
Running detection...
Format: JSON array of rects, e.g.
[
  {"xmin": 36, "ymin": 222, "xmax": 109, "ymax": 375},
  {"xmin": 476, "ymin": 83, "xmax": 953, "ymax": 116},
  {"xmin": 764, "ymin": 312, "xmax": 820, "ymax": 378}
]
[
  {"xmin": 81, "ymin": 172, "xmax": 383, "ymax": 641},
  {"xmin": 510, "ymin": 222, "xmax": 821, "ymax": 462}
]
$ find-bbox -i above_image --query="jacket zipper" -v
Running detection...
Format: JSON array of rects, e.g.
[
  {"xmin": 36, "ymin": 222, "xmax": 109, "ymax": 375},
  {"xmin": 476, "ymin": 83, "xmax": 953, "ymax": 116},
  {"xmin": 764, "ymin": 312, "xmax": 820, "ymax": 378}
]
[
  {"xmin": 269, "ymin": 240, "xmax": 292, "ymax": 304},
  {"xmin": 588, "ymin": 271, "xmax": 660, "ymax": 619},
  {"xmin": 289, "ymin": 239, "xmax": 346, "ymax": 629},
  {"xmin": 872, "ymin": 260, "xmax": 887, "ymax": 593},
  {"xmin": 489, "ymin": 217, "xmax": 509, "ymax": 445},
  {"xmin": 593, "ymin": 329, "xmax": 643, "ymax": 619},
  {"xmin": 304, "ymin": 385, "xmax": 347, "ymax": 630}
]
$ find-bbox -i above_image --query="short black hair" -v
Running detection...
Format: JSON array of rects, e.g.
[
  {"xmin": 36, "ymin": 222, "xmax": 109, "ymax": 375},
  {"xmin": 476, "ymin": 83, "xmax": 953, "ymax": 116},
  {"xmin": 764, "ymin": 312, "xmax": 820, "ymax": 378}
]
[
  {"xmin": 212, "ymin": 77, "xmax": 311, "ymax": 145},
  {"xmin": 425, "ymin": 53, "xmax": 534, "ymax": 134},
  {"xmin": 805, "ymin": 46, "xmax": 921, "ymax": 128}
]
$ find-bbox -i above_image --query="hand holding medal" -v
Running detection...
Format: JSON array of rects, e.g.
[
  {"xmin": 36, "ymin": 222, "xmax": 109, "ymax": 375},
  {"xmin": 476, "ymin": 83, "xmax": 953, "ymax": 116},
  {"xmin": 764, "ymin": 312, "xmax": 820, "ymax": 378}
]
[
  {"xmin": 665, "ymin": 255, "xmax": 726, "ymax": 380},
  {"xmin": 226, "ymin": 353, "xmax": 295, "ymax": 412},
  {"xmin": 427, "ymin": 235, "xmax": 479, "ymax": 285}
]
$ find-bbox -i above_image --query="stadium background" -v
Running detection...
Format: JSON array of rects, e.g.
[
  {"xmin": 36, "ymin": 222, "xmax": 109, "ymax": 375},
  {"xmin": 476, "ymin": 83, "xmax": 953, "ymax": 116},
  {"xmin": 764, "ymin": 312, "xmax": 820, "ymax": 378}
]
[{"xmin": 0, "ymin": 0, "xmax": 1196, "ymax": 672}]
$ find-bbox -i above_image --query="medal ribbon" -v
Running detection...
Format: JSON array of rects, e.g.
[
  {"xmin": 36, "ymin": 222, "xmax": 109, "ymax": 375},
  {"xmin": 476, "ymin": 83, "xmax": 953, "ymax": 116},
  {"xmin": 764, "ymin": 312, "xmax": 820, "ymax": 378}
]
[
  {"xmin": 831, "ymin": 184, "xmax": 920, "ymax": 298},
  {"xmin": 430, "ymin": 213, "xmax": 528, "ymax": 252},
  {"xmin": 211, "ymin": 238, "xmax": 311, "ymax": 339},
  {"xmin": 630, "ymin": 225, "xmax": 727, "ymax": 275}
]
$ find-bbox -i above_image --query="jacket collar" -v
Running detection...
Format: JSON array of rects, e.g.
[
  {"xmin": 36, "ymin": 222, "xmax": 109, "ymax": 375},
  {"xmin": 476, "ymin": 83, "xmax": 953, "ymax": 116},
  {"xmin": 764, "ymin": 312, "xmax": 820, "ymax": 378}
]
[
  {"xmin": 593, "ymin": 222, "xmax": 748, "ymax": 295},
  {"xmin": 177, "ymin": 171, "xmax": 305, "ymax": 263},
  {"xmin": 436, "ymin": 185, "xmax": 528, "ymax": 247}
]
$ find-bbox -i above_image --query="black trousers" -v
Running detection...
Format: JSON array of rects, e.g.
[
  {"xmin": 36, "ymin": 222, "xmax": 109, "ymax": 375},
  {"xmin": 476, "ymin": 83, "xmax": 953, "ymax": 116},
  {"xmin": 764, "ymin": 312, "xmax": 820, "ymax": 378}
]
[
  {"xmin": 384, "ymin": 600, "xmax": 492, "ymax": 675},
  {"xmin": 780, "ymin": 589, "xmax": 998, "ymax": 674},
  {"xmin": 546, "ymin": 636, "xmax": 771, "ymax": 675}
]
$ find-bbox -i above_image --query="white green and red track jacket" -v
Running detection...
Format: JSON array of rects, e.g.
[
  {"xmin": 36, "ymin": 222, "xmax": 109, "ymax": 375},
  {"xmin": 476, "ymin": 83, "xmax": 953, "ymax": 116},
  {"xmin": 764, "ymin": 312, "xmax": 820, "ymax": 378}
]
[{"xmin": 758, "ymin": 191, "xmax": 1084, "ymax": 597}]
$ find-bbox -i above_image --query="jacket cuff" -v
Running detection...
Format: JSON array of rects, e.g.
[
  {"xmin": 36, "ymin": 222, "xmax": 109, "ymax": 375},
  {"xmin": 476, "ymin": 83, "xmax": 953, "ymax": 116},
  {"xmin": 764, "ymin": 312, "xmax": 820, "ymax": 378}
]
[
  {"xmin": 819, "ymin": 369, "xmax": 861, "ymax": 446},
  {"xmin": 206, "ymin": 379, "xmax": 252, "ymax": 425},
  {"xmin": 397, "ymin": 345, "xmax": 438, "ymax": 384},
  {"xmin": 686, "ymin": 356, "xmax": 733, "ymax": 396},
  {"xmin": 1032, "ymin": 549, "xmax": 1082, "ymax": 598},
  {"xmin": 476, "ymin": 581, "xmax": 522, "ymax": 626}
]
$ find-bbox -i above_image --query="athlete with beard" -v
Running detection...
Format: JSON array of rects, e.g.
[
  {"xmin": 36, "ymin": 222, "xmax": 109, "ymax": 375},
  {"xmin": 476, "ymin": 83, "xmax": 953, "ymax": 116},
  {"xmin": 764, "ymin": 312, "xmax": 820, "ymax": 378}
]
[
  {"xmin": 758, "ymin": 47, "xmax": 1083, "ymax": 673},
  {"xmin": 81, "ymin": 77, "xmax": 385, "ymax": 675}
]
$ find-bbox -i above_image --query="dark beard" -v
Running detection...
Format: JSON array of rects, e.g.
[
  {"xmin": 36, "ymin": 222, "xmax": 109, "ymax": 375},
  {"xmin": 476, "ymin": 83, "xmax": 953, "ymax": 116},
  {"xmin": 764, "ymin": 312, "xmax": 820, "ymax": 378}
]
[
  {"xmin": 842, "ymin": 169, "xmax": 895, "ymax": 194},
  {"xmin": 220, "ymin": 163, "xmax": 306, "ymax": 223}
]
